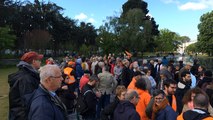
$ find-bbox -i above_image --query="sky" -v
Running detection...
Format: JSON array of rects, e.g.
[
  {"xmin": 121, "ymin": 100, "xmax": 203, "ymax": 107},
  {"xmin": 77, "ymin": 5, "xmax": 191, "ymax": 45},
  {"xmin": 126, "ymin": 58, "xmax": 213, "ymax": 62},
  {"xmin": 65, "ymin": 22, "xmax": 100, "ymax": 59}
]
[{"xmin": 30, "ymin": 0, "xmax": 213, "ymax": 41}]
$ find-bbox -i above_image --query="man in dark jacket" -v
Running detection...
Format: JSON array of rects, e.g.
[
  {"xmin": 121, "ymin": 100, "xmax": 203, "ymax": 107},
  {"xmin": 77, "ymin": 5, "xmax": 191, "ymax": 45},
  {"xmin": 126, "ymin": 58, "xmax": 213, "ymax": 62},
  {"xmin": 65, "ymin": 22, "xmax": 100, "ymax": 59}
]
[
  {"xmin": 113, "ymin": 89, "xmax": 140, "ymax": 120},
  {"xmin": 176, "ymin": 71, "xmax": 191, "ymax": 114},
  {"xmin": 28, "ymin": 64, "xmax": 67, "ymax": 120},
  {"xmin": 81, "ymin": 75, "xmax": 100, "ymax": 120},
  {"xmin": 120, "ymin": 59, "xmax": 133, "ymax": 88},
  {"xmin": 8, "ymin": 51, "xmax": 43, "ymax": 120},
  {"xmin": 182, "ymin": 93, "xmax": 213, "ymax": 120}
]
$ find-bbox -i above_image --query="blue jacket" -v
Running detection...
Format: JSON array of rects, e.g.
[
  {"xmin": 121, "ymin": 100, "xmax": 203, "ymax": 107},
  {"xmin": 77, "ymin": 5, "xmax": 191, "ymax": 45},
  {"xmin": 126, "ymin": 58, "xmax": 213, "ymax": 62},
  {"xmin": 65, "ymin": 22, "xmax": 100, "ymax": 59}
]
[
  {"xmin": 27, "ymin": 85, "xmax": 67, "ymax": 120},
  {"xmin": 75, "ymin": 62, "xmax": 84, "ymax": 79},
  {"xmin": 113, "ymin": 101, "xmax": 140, "ymax": 120},
  {"xmin": 155, "ymin": 105, "xmax": 177, "ymax": 120}
]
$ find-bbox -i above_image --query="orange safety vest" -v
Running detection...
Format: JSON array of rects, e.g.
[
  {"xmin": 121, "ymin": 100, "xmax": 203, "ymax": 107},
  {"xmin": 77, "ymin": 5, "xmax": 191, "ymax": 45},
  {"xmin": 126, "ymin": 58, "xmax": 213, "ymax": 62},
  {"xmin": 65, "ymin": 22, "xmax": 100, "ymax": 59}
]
[
  {"xmin": 171, "ymin": 95, "xmax": 177, "ymax": 112},
  {"xmin": 63, "ymin": 67, "xmax": 75, "ymax": 84},
  {"xmin": 127, "ymin": 77, "xmax": 137, "ymax": 90}
]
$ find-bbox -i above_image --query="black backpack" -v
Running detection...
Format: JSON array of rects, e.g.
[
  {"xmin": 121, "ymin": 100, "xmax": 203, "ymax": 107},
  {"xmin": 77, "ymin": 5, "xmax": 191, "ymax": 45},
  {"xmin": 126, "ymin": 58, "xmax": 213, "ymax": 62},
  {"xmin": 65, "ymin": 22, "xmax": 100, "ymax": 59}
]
[{"xmin": 76, "ymin": 90, "xmax": 92, "ymax": 115}]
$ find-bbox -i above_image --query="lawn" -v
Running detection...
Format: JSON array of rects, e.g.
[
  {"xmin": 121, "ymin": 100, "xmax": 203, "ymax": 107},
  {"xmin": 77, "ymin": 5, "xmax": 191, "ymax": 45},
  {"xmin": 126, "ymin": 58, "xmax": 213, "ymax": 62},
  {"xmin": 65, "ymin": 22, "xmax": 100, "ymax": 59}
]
[{"xmin": 0, "ymin": 67, "xmax": 17, "ymax": 120}]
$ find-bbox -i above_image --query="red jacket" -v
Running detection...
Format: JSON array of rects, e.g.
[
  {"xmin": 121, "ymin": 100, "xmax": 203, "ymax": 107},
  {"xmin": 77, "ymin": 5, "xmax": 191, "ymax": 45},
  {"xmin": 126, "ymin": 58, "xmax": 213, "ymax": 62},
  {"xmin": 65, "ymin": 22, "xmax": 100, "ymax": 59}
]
[{"xmin": 79, "ymin": 75, "xmax": 89, "ymax": 91}]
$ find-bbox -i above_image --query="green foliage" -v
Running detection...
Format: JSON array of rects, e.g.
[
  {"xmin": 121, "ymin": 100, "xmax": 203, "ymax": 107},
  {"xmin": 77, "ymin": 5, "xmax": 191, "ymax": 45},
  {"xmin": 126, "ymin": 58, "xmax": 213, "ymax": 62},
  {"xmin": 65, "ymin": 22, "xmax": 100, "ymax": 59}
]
[
  {"xmin": 179, "ymin": 36, "xmax": 190, "ymax": 43},
  {"xmin": 119, "ymin": 8, "xmax": 148, "ymax": 51},
  {"xmin": 1, "ymin": 0, "xmax": 97, "ymax": 54},
  {"xmin": 95, "ymin": 0, "xmax": 160, "ymax": 55},
  {"xmin": 197, "ymin": 10, "xmax": 213, "ymax": 56},
  {"xmin": 119, "ymin": 0, "xmax": 159, "ymax": 53},
  {"xmin": 77, "ymin": 22, "xmax": 97, "ymax": 46},
  {"xmin": 185, "ymin": 43, "xmax": 198, "ymax": 53},
  {"xmin": 0, "ymin": 26, "xmax": 16, "ymax": 50},
  {"xmin": 154, "ymin": 29, "xmax": 180, "ymax": 52},
  {"xmin": 0, "ymin": 54, "xmax": 16, "ymax": 59},
  {"xmin": 121, "ymin": 0, "xmax": 148, "ymax": 17},
  {"xmin": 96, "ymin": 23, "xmax": 120, "ymax": 55},
  {"xmin": 79, "ymin": 44, "xmax": 91, "ymax": 56}
]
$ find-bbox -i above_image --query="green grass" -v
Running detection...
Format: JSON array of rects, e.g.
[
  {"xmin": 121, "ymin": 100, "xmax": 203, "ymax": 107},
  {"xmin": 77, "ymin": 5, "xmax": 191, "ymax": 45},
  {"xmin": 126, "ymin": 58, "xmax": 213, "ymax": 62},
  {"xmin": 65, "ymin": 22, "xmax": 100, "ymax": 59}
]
[{"xmin": 0, "ymin": 67, "xmax": 17, "ymax": 120}]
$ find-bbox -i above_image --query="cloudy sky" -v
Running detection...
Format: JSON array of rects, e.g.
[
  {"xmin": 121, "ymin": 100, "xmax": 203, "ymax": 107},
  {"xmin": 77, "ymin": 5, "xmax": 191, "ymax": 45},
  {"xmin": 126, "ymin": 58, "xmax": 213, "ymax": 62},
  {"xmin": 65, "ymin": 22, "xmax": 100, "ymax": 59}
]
[{"xmin": 30, "ymin": 0, "xmax": 213, "ymax": 41}]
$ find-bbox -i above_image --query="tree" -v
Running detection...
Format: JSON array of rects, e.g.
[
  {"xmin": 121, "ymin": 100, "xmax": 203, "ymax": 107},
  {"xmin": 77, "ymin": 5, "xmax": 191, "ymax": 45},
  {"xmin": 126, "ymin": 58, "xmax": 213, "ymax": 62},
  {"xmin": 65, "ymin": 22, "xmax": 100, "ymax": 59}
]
[
  {"xmin": 119, "ymin": 8, "xmax": 148, "ymax": 52},
  {"xmin": 77, "ymin": 22, "xmax": 97, "ymax": 47},
  {"xmin": 177, "ymin": 36, "xmax": 190, "ymax": 53},
  {"xmin": 96, "ymin": 17, "xmax": 121, "ymax": 55},
  {"xmin": 118, "ymin": 0, "xmax": 159, "ymax": 53},
  {"xmin": 185, "ymin": 43, "xmax": 198, "ymax": 54},
  {"xmin": 197, "ymin": 10, "xmax": 213, "ymax": 56},
  {"xmin": 121, "ymin": 0, "xmax": 149, "ymax": 17},
  {"xmin": 154, "ymin": 29, "xmax": 179, "ymax": 52},
  {"xmin": 4, "ymin": 0, "xmax": 79, "ymax": 53},
  {"xmin": 0, "ymin": 26, "xmax": 16, "ymax": 51}
]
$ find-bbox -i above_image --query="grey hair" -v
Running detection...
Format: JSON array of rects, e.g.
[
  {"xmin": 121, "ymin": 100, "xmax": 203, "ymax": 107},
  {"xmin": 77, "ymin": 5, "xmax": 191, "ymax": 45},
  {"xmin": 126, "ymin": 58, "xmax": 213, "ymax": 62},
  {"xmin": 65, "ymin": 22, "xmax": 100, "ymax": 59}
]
[
  {"xmin": 125, "ymin": 90, "xmax": 139, "ymax": 101},
  {"xmin": 122, "ymin": 59, "xmax": 129, "ymax": 67},
  {"xmin": 39, "ymin": 64, "xmax": 60, "ymax": 83}
]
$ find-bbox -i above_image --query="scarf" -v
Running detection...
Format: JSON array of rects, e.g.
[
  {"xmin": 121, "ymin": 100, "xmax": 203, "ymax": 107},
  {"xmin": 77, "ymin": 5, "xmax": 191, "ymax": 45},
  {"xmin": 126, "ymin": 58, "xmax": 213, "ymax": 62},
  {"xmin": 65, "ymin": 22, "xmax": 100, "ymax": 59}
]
[{"xmin": 151, "ymin": 98, "xmax": 169, "ymax": 120}]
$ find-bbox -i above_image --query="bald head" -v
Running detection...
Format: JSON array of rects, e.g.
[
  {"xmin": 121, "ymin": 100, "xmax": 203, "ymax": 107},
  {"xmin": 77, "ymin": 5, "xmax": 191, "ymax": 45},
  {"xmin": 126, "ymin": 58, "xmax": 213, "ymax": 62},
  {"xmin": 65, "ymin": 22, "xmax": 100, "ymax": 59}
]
[
  {"xmin": 193, "ymin": 93, "xmax": 209, "ymax": 109},
  {"xmin": 125, "ymin": 89, "xmax": 138, "ymax": 101}
]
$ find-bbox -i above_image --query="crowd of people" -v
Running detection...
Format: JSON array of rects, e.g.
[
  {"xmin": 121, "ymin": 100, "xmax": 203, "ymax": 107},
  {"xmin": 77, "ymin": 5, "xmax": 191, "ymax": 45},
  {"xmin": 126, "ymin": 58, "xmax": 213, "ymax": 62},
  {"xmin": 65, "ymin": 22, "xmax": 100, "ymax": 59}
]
[{"xmin": 8, "ymin": 51, "xmax": 213, "ymax": 120}]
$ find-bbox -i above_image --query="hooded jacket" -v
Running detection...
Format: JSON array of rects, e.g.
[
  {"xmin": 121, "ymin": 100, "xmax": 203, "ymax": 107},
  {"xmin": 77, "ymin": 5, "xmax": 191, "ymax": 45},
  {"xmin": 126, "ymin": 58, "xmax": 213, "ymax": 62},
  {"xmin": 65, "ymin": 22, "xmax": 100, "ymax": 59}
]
[
  {"xmin": 8, "ymin": 61, "xmax": 40, "ymax": 120},
  {"xmin": 182, "ymin": 109, "xmax": 212, "ymax": 120},
  {"xmin": 176, "ymin": 80, "xmax": 191, "ymax": 114},
  {"xmin": 113, "ymin": 101, "xmax": 140, "ymax": 120}
]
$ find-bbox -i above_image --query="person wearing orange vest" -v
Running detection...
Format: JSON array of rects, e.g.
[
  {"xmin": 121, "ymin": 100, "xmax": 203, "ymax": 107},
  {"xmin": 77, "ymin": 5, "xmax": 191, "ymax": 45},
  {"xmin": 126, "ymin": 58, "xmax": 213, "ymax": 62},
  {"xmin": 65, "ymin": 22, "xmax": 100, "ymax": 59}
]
[
  {"xmin": 177, "ymin": 93, "xmax": 213, "ymax": 120},
  {"xmin": 63, "ymin": 61, "xmax": 77, "ymax": 93},
  {"xmin": 63, "ymin": 67, "xmax": 76, "ymax": 84},
  {"xmin": 135, "ymin": 77, "xmax": 151, "ymax": 120},
  {"xmin": 163, "ymin": 79, "xmax": 177, "ymax": 112}
]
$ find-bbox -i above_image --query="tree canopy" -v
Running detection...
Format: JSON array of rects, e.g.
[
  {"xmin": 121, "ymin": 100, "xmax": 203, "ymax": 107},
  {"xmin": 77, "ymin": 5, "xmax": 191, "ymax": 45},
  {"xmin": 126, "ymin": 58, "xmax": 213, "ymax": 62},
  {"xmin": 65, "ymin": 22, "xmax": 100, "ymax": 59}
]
[
  {"xmin": 197, "ymin": 10, "xmax": 213, "ymax": 56},
  {"xmin": 1, "ymin": 0, "xmax": 98, "ymax": 56},
  {"xmin": 0, "ymin": 0, "xmax": 197, "ymax": 56},
  {"xmin": 0, "ymin": 26, "xmax": 16, "ymax": 50}
]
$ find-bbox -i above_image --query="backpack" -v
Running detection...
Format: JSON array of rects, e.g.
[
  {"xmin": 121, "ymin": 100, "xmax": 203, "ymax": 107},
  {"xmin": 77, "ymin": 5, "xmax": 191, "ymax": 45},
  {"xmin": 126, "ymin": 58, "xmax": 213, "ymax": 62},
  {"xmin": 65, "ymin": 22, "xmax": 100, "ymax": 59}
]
[{"xmin": 76, "ymin": 90, "xmax": 92, "ymax": 115}]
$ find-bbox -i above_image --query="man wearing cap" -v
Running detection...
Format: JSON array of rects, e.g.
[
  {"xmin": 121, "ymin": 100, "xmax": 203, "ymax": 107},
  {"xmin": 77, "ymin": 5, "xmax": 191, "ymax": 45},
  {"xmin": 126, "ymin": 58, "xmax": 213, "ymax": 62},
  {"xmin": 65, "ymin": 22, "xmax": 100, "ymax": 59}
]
[{"xmin": 8, "ymin": 51, "xmax": 43, "ymax": 120}]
